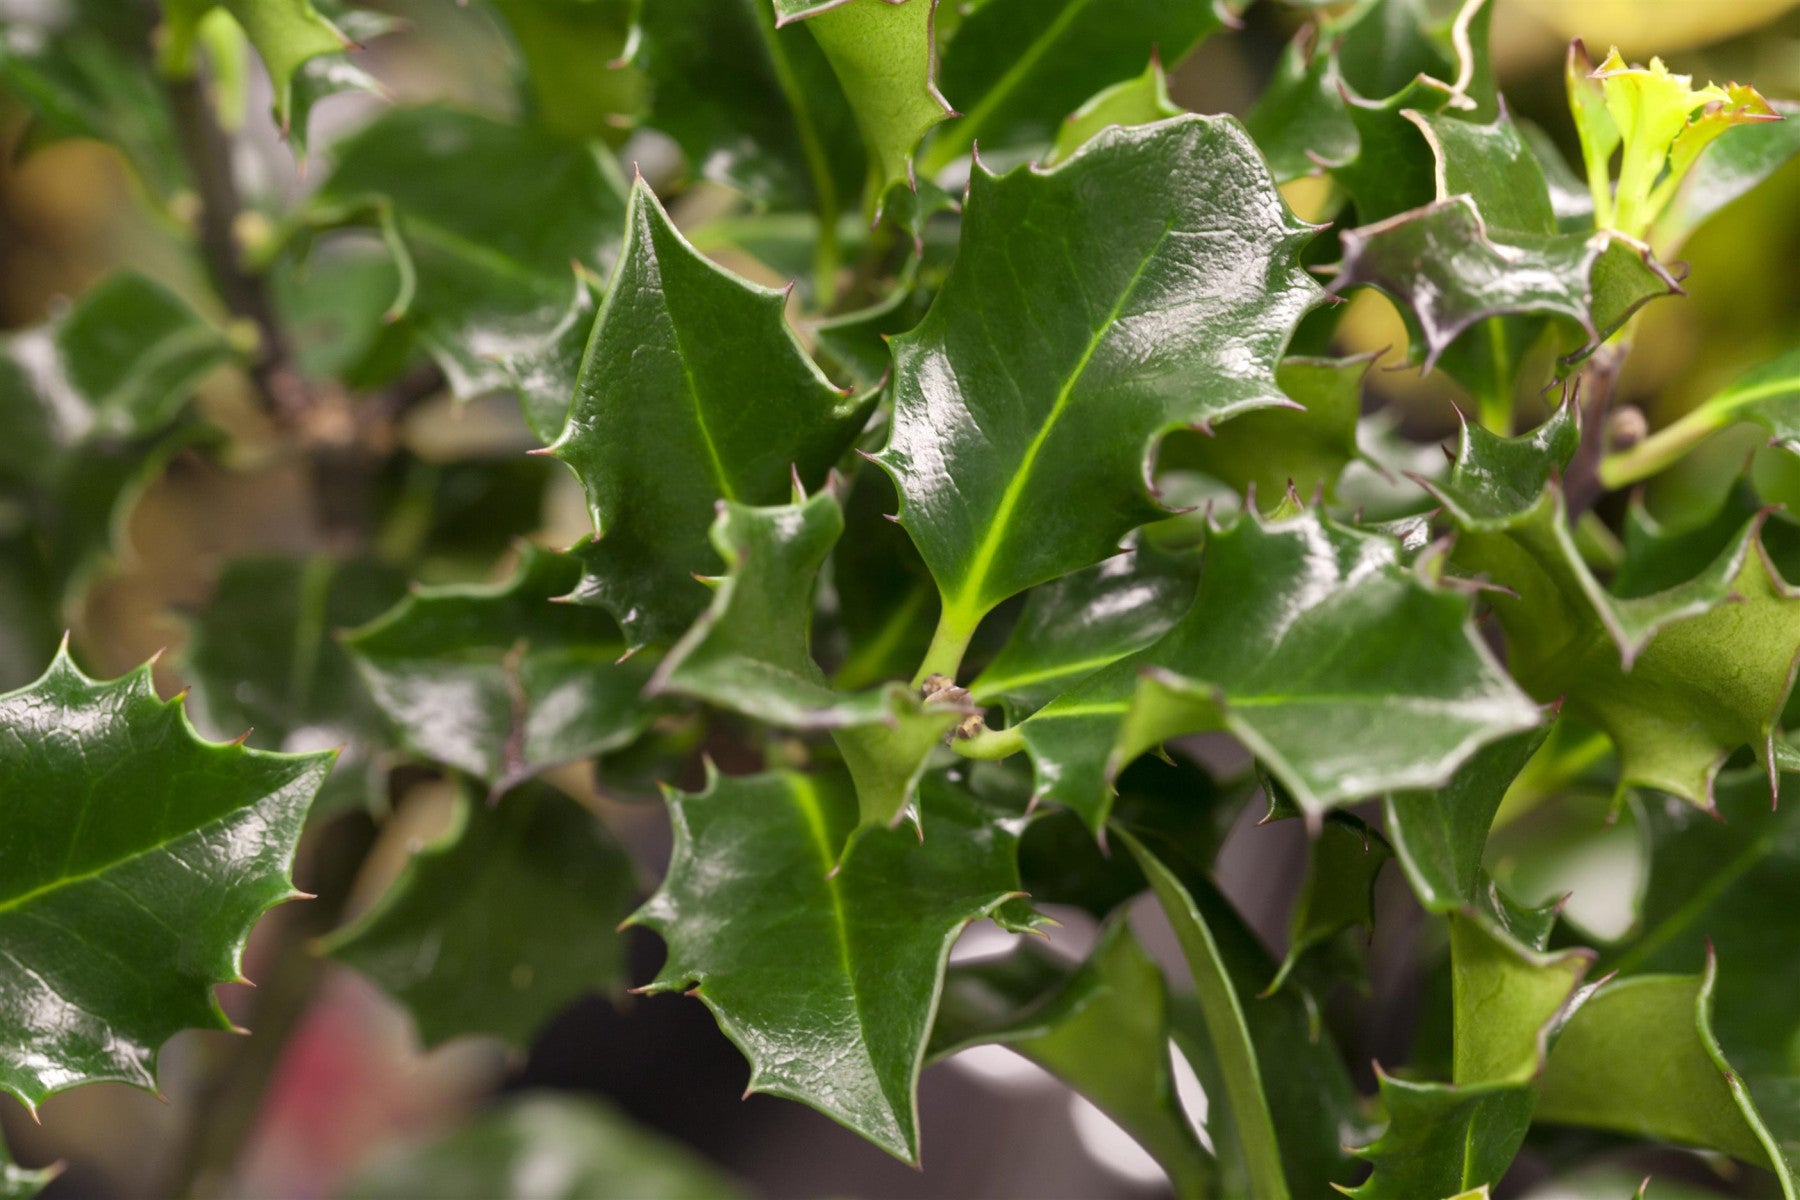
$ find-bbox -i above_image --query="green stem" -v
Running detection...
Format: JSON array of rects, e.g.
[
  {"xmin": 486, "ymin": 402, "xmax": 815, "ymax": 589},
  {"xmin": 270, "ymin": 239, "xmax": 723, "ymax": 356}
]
[
  {"xmin": 910, "ymin": 604, "xmax": 980, "ymax": 688},
  {"xmin": 1598, "ymin": 403, "xmax": 1729, "ymax": 489},
  {"xmin": 752, "ymin": 3, "xmax": 839, "ymax": 307},
  {"xmin": 1476, "ymin": 320, "xmax": 1513, "ymax": 435},
  {"xmin": 950, "ymin": 723, "xmax": 1024, "ymax": 760}
]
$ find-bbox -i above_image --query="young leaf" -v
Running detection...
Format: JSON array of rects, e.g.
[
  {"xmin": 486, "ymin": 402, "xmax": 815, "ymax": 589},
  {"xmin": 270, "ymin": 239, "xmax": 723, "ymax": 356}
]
[
  {"xmin": 550, "ymin": 179, "xmax": 869, "ymax": 650},
  {"xmin": 323, "ymin": 780, "xmax": 636, "ymax": 1050},
  {"xmin": 341, "ymin": 1094, "xmax": 748, "ymax": 1200},
  {"xmin": 877, "ymin": 116, "xmax": 1320, "ymax": 675},
  {"xmin": 0, "ymin": 649, "xmax": 330, "ymax": 1110},
  {"xmin": 185, "ymin": 557, "xmax": 405, "ymax": 819},
  {"xmin": 1433, "ymin": 409, "xmax": 1800, "ymax": 808},
  {"xmin": 1046, "ymin": 55, "xmax": 1182, "ymax": 167},
  {"xmin": 1658, "ymin": 99, "xmax": 1800, "ymax": 249},
  {"xmin": 628, "ymin": 768, "xmax": 1027, "ymax": 1162},
  {"xmin": 922, "ymin": 0, "xmax": 1224, "ymax": 172},
  {"xmin": 343, "ymin": 547, "xmax": 656, "ymax": 792},
  {"xmin": 779, "ymin": 0, "xmax": 950, "ymax": 198},
  {"xmin": 1000, "ymin": 508, "xmax": 1538, "ymax": 829},
  {"xmin": 930, "ymin": 920, "xmax": 1215, "ymax": 1198},
  {"xmin": 300, "ymin": 105, "xmax": 630, "ymax": 400}
]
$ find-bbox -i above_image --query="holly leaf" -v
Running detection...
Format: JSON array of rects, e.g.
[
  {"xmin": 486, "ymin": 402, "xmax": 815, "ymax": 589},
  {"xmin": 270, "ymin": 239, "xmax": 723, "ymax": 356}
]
[
  {"xmin": 300, "ymin": 105, "xmax": 630, "ymax": 400},
  {"xmin": 497, "ymin": 273, "xmax": 600, "ymax": 444},
  {"xmin": 876, "ymin": 116, "xmax": 1319, "ymax": 665},
  {"xmin": 1266, "ymin": 813, "xmax": 1391, "ymax": 994},
  {"xmin": 1244, "ymin": 26, "xmax": 1356, "ymax": 185},
  {"xmin": 1659, "ymin": 100, "xmax": 1800, "ymax": 249},
  {"xmin": 777, "ymin": 0, "xmax": 950, "ymax": 199},
  {"xmin": 1046, "ymin": 54, "xmax": 1182, "ymax": 167},
  {"xmin": 929, "ymin": 920, "xmax": 1215, "ymax": 1197},
  {"xmin": 486, "ymin": 0, "xmax": 642, "ymax": 143},
  {"xmin": 921, "ymin": 1, "xmax": 1224, "ymax": 173},
  {"xmin": 631, "ymin": 0, "xmax": 862, "ymax": 216},
  {"xmin": 1001, "ymin": 508, "xmax": 1538, "ymax": 829},
  {"xmin": 0, "ymin": 649, "xmax": 330, "ymax": 1110},
  {"xmin": 550, "ymin": 178, "xmax": 870, "ymax": 650},
  {"xmin": 160, "ymin": 0, "xmax": 352, "ymax": 134},
  {"xmin": 648, "ymin": 486, "xmax": 963, "ymax": 830},
  {"xmin": 323, "ymin": 780, "xmax": 636, "ymax": 1049},
  {"xmin": 342, "ymin": 1093, "xmax": 748, "ymax": 1200},
  {"xmin": 1431, "ymin": 408, "xmax": 1800, "ymax": 808},
  {"xmin": 184, "ymin": 556, "xmax": 406, "ymax": 819},
  {"xmin": 284, "ymin": 7, "xmax": 398, "ymax": 161},
  {"xmin": 969, "ymin": 539, "xmax": 1200, "ymax": 716},
  {"xmin": 824, "ymin": 465, "xmax": 939, "ymax": 692},
  {"xmin": 343, "ymin": 547, "xmax": 657, "ymax": 792},
  {"xmin": 628, "ymin": 767, "xmax": 1027, "ymax": 1162},
  {"xmin": 0, "ymin": 1130, "xmax": 54, "ymax": 1200}
]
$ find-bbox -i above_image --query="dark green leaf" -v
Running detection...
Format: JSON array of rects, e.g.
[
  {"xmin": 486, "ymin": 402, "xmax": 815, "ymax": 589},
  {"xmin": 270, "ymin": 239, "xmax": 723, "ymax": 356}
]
[
  {"xmin": 185, "ymin": 556, "xmax": 406, "ymax": 818},
  {"xmin": 930, "ymin": 920, "xmax": 1215, "ymax": 1198},
  {"xmin": 1003, "ymin": 508, "xmax": 1538, "ymax": 829},
  {"xmin": 323, "ymin": 780, "xmax": 636, "ymax": 1049},
  {"xmin": 301, "ymin": 105, "xmax": 630, "ymax": 400},
  {"xmin": 1267, "ymin": 813, "xmax": 1391, "ymax": 994},
  {"xmin": 486, "ymin": 0, "xmax": 642, "ymax": 142},
  {"xmin": 1244, "ymin": 27, "xmax": 1355, "ymax": 186},
  {"xmin": 343, "ymin": 547, "xmax": 656, "ymax": 790},
  {"xmin": 0, "ymin": 649, "xmax": 329, "ymax": 1110},
  {"xmin": 877, "ymin": 116, "xmax": 1319, "ymax": 672},
  {"xmin": 823, "ymin": 465, "xmax": 939, "ymax": 692},
  {"xmin": 1046, "ymin": 55, "xmax": 1182, "ymax": 167},
  {"xmin": 341, "ymin": 1093, "xmax": 747, "ymax": 1200},
  {"xmin": 550, "ymin": 178, "xmax": 869, "ymax": 649},
  {"xmin": 629, "ymin": 768, "xmax": 1027, "ymax": 1161}
]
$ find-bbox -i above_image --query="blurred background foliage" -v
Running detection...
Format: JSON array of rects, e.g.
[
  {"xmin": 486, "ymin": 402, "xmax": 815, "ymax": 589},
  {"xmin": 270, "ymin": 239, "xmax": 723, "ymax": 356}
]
[{"xmin": 5, "ymin": 0, "xmax": 1800, "ymax": 1196}]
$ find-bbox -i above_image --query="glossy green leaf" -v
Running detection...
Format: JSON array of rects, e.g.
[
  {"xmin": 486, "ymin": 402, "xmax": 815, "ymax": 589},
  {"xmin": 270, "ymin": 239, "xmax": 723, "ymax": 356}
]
[
  {"xmin": 1267, "ymin": 813, "xmax": 1391, "ymax": 994},
  {"xmin": 160, "ymin": 0, "xmax": 351, "ymax": 132},
  {"xmin": 648, "ymin": 486, "xmax": 961, "ymax": 829},
  {"xmin": 283, "ymin": 6, "xmax": 398, "ymax": 160},
  {"xmin": 323, "ymin": 780, "xmax": 635, "ymax": 1049},
  {"xmin": 1342, "ymin": 1074, "xmax": 1535, "ymax": 1200},
  {"xmin": 1244, "ymin": 26, "xmax": 1356, "ymax": 186},
  {"xmin": 497, "ymin": 274, "xmax": 600, "ymax": 444},
  {"xmin": 631, "ymin": 0, "xmax": 862, "ymax": 214},
  {"xmin": 185, "ymin": 556, "xmax": 405, "ymax": 818},
  {"xmin": 1000, "ymin": 508, "xmax": 1538, "ymax": 829},
  {"xmin": 342, "ymin": 1093, "xmax": 747, "ymax": 1200},
  {"xmin": 1537, "ymin": 964, "xmax": 1794, "ymax": 1185},
  {"xmin": 922, "ymin": 0, "xmax": 1223, "ymax": 173},
  {"xmin": 824, "ymin": 465, "xmax": 939, "ymax": 692},
  {"xmin": 1121, "ymin": 829, "xmax": 1290, "ymax": 1200},
  {"xmin": 0, "ymin": 649, "xmax": 329, "ymax": 1110},
  {"xmin": 301, "ymin": 105, "xmax": 630, "ymax": 400},
  {"xmin": 629, "ymin": 768, "xmax": 1027, "ymax": 1162},
  {"xmin": 779, "ymin": 0, "xmax": 949, "ymax": 197},
  {"xmin": 486, "ymin": 0, "xmax": 642, "ymax": 142},
  {"xmin": 1046, "ymin": 54, "xmax": 1182, "ymax": 167},
  {"xmin": 550, "ymin": 178, "xmax": 869, "ymax": 650},
  {"xmin": 1433, "ymin": 408, "xmax": 1800, "ymax": 808},
  {"xmin": 343, "ymin": 547, "xmax": 656, "ymax": 791},
  {"xmin": 877, "ymin": 116, "xmax": 1319, "ymax": 673},
  {"xmin": 930, "ymin": 920, "xmax": 1213, "ymax": 1198},
  {"xmin": 969, "ymin": 539, "xmax": 1200, "ymax": 715}
]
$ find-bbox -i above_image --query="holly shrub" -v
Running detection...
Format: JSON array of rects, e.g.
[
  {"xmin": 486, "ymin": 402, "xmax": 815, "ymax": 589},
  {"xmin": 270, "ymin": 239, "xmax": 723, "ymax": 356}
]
[{"xmin": 6, "ymin": 0, "xmax": 1800, "ymax": 1196}]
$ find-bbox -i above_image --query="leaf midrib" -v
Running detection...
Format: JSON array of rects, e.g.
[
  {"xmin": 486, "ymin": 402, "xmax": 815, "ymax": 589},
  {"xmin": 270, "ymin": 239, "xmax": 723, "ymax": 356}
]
[{"xmin": 946, "ymin": 216, "xmax": 1176, "ymax": 622}]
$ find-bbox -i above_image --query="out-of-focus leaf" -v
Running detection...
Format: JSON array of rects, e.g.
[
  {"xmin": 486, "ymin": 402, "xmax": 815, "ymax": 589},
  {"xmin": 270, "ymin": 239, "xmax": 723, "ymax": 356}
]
[
  {"xmin": 324, "ymin": 780, "xmax": 636, "ymax": 1049},
  {"xmin": 486, "ymin": 0, "xmax": 642, "ymax": 142},
  {"xmin": 341, "ymin": 1093, "xmax": 747, "ymax": 1200},
  {"xmin": 549, "ymin": 179, "xmax": 869, "ymax": 650},
  {"xmin": 160, "ymin": 0, "xmax": 351, "ymax": 133},
  {"xmin": 185, "ymin": 556, "xmax": 406, "ymax": 818},
  {"xmin": 823, "ymin": 465, "xmax": 938, "ymax": 692},
  {"xmin": 1659, "ymin": 100, "xmax": 1800, "ymax": 248},
  {"xmin": 1004, "ymin": 508, "xmax": 1538, "ymax": 829},
  {"xmin": 343, "ymin": 547, "xmax": 656, "ymax": 791},
  {"xmin": 876, "ymin": 117, "xmax": 1318, "ymax": 671},
  {"xmin": 629, "ymin": 768, "xmax": 1028, "ymax": 1163},
  {"xmin": 1267, "ymin": 813, "xmax": 1391, "ymax": 994},
  {"xmin": 300, "ymin": 105, "xmax": 630, "ymax": 400},
  {"xmin": 0, "ymin": 1129, "xmax": 55, "ymax": 1199},
  {"xmin": 0, "ymin": 649, "xmax": 329, "ymax": 1110},
  {"xmin": 930, "ymin": 921, "xmax": 1214, "ymax": 1198}
]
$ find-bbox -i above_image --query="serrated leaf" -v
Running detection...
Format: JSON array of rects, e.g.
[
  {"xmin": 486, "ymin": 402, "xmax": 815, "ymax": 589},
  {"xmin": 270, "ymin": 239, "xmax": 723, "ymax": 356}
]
[
  {"xmin": 1046, "ymin": 54, "xmax": 1182, "ymax": 167},
  {"xmin": 301, "ymin": 105, "xmax": 630, "ymax": 400},
  {"xmin": 647, "ymin": 487, "xmax": 960, "ymax": 829},
  {"xmin": 824, "ymin": 465, "xmax": 939, "ymax": 691},
  {"xmin": 341, "ymin": 1093, "xmax": 747, "ymax": 1200},
  {"xmin": 487, "ymin": 0, "xmax": 642, "ymax": 143},
  {"xmin": 1659, "ymin": 99, "xmax": 1800, "ymax": 249},
  {"xmin": 632, "ymin": 0, "xmax": 862, "ymax": 214},
  {"xmin": 1433, "ymin": 408, "xmax": 1800, "ymax": 808},
  {"xmin": 877, "ymin": 116, "xmax": 1319, "ymax": 671},
  {"xmin": 1267, "ymin": 813, "xmax": 1391, "ymax": 994},
  {"xmin": 550, "ymin": 178, "xmax": 869, "ymax": 650},
  {"xmin": 1244, "ymin": 26, "xmax": 1356, "ymax": 185},
  {"xmin": 323, "ymin": 780, "xmax": 635, "ymax": 1049},
  {"xmin": 185, "ymin": 556, "xmax": 406, "ymax": 819},
  {"xmin": 779, "ymin": 0, "xmax": 949, "ymax": 198},
  {"xmin": 930, "ymin": 920, "xmax": 1214, "ymax": 1198},
  {"xmin": 921, "ymin": 0, "xmax": 1224, "ymax": 173},
  {"xmin": 497, "ymin": 275, "xmax": 600, "ymax": 444},
  {"xmin": 1003, "ymin": 508, "xmax": 1538, "ymax": 829},
  {"xmin": 969, "ymin": 539, "xmax": 1200, "ymax": 715},
  {"xmin": 628, "ymin": 767, "xmax": 1026, "ymax": 1161},
  {"xmin": 343, "ymin": 547, "xmax": 656, "ymax": 791},
  {"xmin": 0, "ymin": 650, "xmax": 329, "ymax": 1110},
  {"xmin": 1537, "ymin": 964, "xmax": 1795, "ymax": 1187},
  {"xmin": 161, "ymin": 0, "xmax": 351, "ymax": 133},
  {"xmin": 284, "ymin": 7, "xmax": 397, "ymax": 160},
  {"xmin": 1341, "ymin": 1074, "xmax": 1535, "ymax": 1200}
]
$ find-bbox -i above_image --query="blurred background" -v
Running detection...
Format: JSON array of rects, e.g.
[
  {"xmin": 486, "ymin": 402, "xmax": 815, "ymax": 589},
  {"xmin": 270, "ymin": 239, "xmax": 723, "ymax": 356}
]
[{"xmin": 4, "ymin": 0, "xmax": 1800, "ymax": 1197}]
